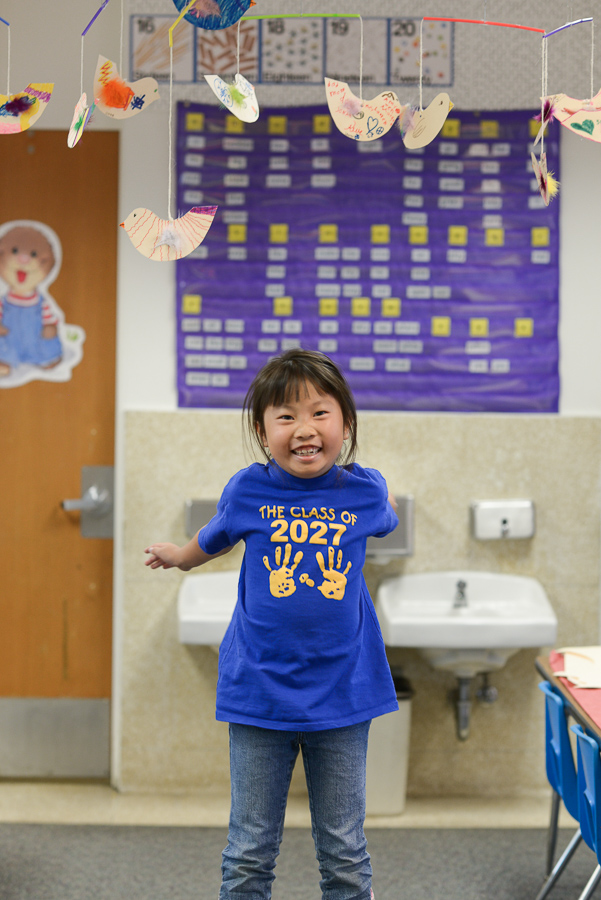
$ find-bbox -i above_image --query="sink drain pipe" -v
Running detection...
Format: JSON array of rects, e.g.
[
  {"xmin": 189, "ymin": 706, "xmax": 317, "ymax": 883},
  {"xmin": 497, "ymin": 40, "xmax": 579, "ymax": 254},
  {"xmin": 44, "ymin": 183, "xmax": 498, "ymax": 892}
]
[{"xmin": 456, "ymin": 677, "xmax": 472, "ymax": 740}]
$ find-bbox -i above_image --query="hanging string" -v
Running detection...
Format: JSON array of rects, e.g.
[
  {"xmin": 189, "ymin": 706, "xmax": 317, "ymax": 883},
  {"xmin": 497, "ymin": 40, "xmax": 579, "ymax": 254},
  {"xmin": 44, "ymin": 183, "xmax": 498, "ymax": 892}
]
[
  {"xmin": 236, "ymin": 18, "xmax": 241, "ymax": 73},
  {"xmin": 168, "ymin": 42, "xmax": 174, "ymax": 220},
  {"xmin": 6, "ymin": 23, "xmax": 10, "ymax": 97},
  {"xmin": 120, "ymin": 0, "xmax": 124, "ymax": 75},
  {"xmin": 358, "ymin": 14, "xmax": 363, "ymax": 102},
  {"xmin": 590, "ymin": 17, "xmax": 595, "ymax": 100},
  {"xmin": 80, "ymin": 36, "xmax": 85, "ymax": 97},
  {"xmin": 419, "ymin": 18, "xmax": 424, "ymax": 110},
  {"xmin": 541, "ymin": 35, "xmax": 547, "ymax": 157}
]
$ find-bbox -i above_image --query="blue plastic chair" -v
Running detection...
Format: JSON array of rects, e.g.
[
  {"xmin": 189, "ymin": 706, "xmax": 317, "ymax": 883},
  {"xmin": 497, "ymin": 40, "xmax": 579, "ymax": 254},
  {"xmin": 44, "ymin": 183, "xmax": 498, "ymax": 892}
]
[
  {"xmin": 570, "ymin": 724, "xmax": 601, "ymax": 900},
  {"xmin": 534, "ymin": 682, "xmax": 582, "ymax": 900}
]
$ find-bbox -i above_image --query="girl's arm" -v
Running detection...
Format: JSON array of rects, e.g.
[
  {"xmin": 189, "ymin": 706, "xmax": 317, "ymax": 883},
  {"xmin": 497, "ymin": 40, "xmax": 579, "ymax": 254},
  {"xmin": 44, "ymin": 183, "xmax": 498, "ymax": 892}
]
[{"xmin": 144, "ymin": 531, "xmax": 234, "ymax": 572}]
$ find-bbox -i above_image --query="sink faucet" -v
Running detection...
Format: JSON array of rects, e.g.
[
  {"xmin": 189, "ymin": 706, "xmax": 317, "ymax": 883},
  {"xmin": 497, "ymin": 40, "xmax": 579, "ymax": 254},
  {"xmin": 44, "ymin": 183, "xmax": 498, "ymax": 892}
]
[{"xmin": 453, "ymin": 579, "xmax": 468, "ymax": 609}]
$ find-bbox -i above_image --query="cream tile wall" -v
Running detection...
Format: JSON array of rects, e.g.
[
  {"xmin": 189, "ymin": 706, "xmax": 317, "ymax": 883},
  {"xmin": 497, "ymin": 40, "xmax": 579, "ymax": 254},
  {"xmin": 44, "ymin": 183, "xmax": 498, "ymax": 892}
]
[{"xmin": 120, "ymin": 411, "xmax": 601, "ymax": 797}]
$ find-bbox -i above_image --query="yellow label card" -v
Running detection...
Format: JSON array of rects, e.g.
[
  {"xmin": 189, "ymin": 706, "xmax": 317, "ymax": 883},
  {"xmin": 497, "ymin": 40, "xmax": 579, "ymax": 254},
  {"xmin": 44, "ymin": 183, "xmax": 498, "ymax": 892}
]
[
  {"xmin": 270, "ymin": 224, "xmax": 289, "ymax": 244},
  {"xmin": 531, "ymin": 227, "xmax": 550, "ymax": 247},
  {"xmin": 480, "ymin": 120, "xmax": 499, "ymax": 139},
  {"xmin": 182, "ymin": 294, "xmax": 202, "ymax": 315},
  {"xmin": 371, "ymin": 225, "xmax": 390, "ymax": 244},
  {"xmin": 409, "ymin": 225, "xmax": 428, "ymax": 244},
  {"xmin": 381, "ymin": 298, "xmax": 401, "ymax": 318},
  {"xmin": 273, "ymin": 296, "xmax": 293, "ymax": 316},
  {"xmin": 441, "ymin": 118, "xmax": 461, "ymax": 138},
  {"xmin": 268, "ymin": 116, "xmax": 288, "ymax": 134},
  {"xmin": 352, "ymin": 297, "xmax": 371, "ymax": 317},
  {"xmin": 319, "ymin": 224, "xmax": 338, "ymax": 243},
  {"xmin": 485, "ymin": 228, "xmax": 505, "ymax": 246},
  {"xmin": 448, "ymin": 225, "xmax": 468, "ymax": 245},
  {"xmin": 227, "ymin": 224, "xmax": 247, "ymax": 243},
  {"xmin": 313, "ymin": 115, "xmax": 331, "ymax": 134},
  {"xmin": 225, "ymin": 115, "xmax": 244, "ymax": 133},
  {"xmin": 470, "ymin": 318, "xmax": 489, "ymax": 337},
  {"xmin": 319, "ymin": 298, "xmax": 339, "ymax": 317},
  {"xmin": 431, "ymin": 316, "xmax": 451, "ymax": 337},
  {"xmin": 185, "ymin": 113, "xmax": 204, "ymax": 131},
  {"xmin": 515, "ymin": 318, "xmax": 534, "ymax": 338}
]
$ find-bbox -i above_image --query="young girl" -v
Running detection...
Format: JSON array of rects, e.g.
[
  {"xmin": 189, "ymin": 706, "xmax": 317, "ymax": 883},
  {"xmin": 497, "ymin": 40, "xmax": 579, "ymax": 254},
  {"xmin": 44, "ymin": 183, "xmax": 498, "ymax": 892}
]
[{"xmin": 145, "ymin": 349, "xmax": 399, "ymax": 900}]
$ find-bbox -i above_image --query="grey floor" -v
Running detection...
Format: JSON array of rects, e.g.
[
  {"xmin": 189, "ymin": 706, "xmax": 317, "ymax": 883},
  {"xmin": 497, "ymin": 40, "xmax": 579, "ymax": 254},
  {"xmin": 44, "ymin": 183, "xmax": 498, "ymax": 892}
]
[{"xmin": 0, "ymin": 824, "xmax": 597, "ymax": 900}]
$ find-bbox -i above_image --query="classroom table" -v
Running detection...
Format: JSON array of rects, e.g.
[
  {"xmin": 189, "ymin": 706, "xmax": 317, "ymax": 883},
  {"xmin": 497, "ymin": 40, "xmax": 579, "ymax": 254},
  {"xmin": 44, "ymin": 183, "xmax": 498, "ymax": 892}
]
[{"xmin": 536, "ymin": 652, "xmax": 601, "ymax": 741}]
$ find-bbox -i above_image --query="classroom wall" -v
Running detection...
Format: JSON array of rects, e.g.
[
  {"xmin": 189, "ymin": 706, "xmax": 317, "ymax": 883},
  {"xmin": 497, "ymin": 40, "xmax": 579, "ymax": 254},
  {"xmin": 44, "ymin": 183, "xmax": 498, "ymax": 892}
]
[{"xmin": 6, "ymin": 0, "xmax": 601, "ymax": 795}]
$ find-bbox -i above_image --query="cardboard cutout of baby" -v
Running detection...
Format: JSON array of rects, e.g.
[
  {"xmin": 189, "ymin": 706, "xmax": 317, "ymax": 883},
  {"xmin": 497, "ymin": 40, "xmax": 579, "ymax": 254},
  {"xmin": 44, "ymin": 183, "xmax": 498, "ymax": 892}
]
[{"xmin": 0, "ymin": 221, "xmax": 85, "ymax": 388}]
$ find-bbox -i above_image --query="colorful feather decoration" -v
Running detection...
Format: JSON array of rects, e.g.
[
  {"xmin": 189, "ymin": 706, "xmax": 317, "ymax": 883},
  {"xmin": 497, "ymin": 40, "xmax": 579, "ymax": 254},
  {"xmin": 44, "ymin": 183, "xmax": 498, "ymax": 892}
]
[
  {"xmin": 189, "ymin": 0, "xmax": 222, "ymax": 19},
  {"xmin": 533, "ymin": 96, "xmax": 558, "ymax": 146},
  {"xmin": 531, "ymin": 151, "xmax": 559, "ymax": 206},
  {"xmin": 341, "ymin": 94, "xmax": 364, "ymax": 116}
]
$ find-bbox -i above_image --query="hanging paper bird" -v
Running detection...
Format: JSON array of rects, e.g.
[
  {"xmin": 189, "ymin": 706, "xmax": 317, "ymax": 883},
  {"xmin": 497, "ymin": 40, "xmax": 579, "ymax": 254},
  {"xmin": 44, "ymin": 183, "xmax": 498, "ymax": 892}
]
[
  {"xmin": 171, "ymin": 0, "xmax": 254, "ymax": 30},
  {"xmin": 204, "ymin": 73, "xmax": 259, "ymax": 122},
  {"xmin": 120, "ymin": 206, "xmax": 218, "ymax": 262},
  {"xmin": 401, "ymin": 92, "xmax": 454, "ymax": 150},
  {"xmin": 324, "ymin": 79, "xmax": 403, "ymax": 141},
  {"xmin": 0, "ymin": 83, "xmax": 54, "ymax": 134},
  {"xmin": 541, "ymin": 88, "xmax": 601, "ymax": 143},
  {"xmin": 93, "ymin": 56, "xmax": 159, "ymax": 120},
  {"xmin": 68, "ymin": 93, "xmax": 95, "ymax": 148},
  {"xmin": 531, "ymin": 151, "xmax": 559, "ymax": 206}
]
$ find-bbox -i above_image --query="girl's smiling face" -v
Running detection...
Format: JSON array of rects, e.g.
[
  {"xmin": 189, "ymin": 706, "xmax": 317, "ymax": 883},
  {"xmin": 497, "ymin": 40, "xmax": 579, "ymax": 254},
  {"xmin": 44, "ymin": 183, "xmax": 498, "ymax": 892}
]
[{"xmin": 259, "ymin": 381, "xmax": 348, "ymax": 479}]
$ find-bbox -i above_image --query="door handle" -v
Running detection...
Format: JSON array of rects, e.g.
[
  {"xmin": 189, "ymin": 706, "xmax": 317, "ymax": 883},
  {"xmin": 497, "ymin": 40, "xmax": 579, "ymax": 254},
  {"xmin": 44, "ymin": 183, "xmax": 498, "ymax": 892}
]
[
  {"xmin": 61, "ymin": 466, "xmax": 114, "ymax": 539},
  {"xmin": 62, "ymin": 485, "xmax": 112, "ymax": 516}
]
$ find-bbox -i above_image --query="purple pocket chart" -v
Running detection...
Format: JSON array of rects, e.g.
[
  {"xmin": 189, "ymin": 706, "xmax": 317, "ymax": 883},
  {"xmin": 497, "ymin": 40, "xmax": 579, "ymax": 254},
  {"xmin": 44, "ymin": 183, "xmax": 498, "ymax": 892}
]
[{"xmin": 176, "ymin": 103, "xmax": 559, "ymax": 412}]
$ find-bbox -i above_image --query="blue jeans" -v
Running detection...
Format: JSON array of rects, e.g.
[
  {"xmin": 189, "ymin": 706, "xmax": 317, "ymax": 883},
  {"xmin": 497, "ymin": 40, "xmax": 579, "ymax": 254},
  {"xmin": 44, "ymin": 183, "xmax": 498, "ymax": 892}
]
[{"xmin": 219, "ymin": 721, "xmax": 373, "ymax": 900}]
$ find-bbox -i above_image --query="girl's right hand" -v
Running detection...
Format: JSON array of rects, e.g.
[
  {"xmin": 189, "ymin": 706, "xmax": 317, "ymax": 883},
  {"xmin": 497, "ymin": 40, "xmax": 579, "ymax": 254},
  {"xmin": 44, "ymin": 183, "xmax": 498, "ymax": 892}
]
[{"xmin": 144, "ymin": 543, "xmax": 183, "ymax": 570}]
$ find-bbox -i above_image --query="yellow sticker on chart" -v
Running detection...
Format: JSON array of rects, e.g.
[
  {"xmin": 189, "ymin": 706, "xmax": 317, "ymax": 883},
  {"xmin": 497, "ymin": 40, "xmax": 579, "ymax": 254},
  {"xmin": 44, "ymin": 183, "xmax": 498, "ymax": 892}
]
[
  {"xmin": 270, "ymin": 224, "xmax": 289, "ymax": 244},
  {"xmin": 371, "ymin": 225, "xmax": 390, "ymax": 244},
  {"xmin": 182, "ymin": 294, "xmax": 202, "ymax": 315},
  {"xmin": 227, "ymin": 224, "xmax": 247, "ymax": 243},
  {"xmin": 441, "ymin": 118, "xmax": 461, "ymax": 138},
  {"xmin": 515, "ymin": 318, "xmax": 533, "ymax": 338},
  {"xmin": 320, "ymin": 298, "xmax": 339, "ymax": 316},
  {"xmin": 470, "ymin": 318, "xmax": 489, "ymax": 337},
  {"xmin": 313, "ymin": 115, "xmax": 331, "ymax": 134},
  {"xmin": 319, "ymin": 224, "xmax": 338, "ymax": 243},
  {"xmin": 480, "ymin": 120, "xmax": 499, "ymax": 139},
  {"xmin": 268, "ymin": 116, "xmax": 288, "ymax": 135},
  {"xmin": 352, "ymin": 297, "xmax": 371, "ymax": 317},
  {"xmin": 485, "ymin": 228, "xmax": 504, "ymax": 246},
  {"xmin": 448, "ymin": 226, "xmax": 468, "ymax": 245},
  {"xmin": 381, "ymin": 298, "xmax": 401, "ymax": 318},
  {"xmin": 186, "ymin": 113, "xmax": 205, "ymax": 131},
  {"xmin": 431, "ymin": 316, "xmax": 451, "ymax": 337},
  {"xmin": 409, "ymin": 226, "xmax": 428, "ymax": 244},
  {"xmin": 226, "ymin": 115, "xmax": 244, "ymax": 133},
  {"xmin": 274, "ymin": 296, "xmax": 293, "ymax": 316},
  {"xmin": 531, "ymin": 227, "xmax": 550, "ymax": 247}
]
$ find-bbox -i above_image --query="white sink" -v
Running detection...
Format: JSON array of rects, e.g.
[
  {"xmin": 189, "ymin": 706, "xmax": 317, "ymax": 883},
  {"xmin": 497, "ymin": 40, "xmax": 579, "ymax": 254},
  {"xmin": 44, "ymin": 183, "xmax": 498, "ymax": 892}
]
[
  {"xmin": 376, "ymin": 571, "xmax": 557, "ymax": 678},
  {"xmin": 177, "ymin": 571, "xmax": 238, "ymax": 645}
]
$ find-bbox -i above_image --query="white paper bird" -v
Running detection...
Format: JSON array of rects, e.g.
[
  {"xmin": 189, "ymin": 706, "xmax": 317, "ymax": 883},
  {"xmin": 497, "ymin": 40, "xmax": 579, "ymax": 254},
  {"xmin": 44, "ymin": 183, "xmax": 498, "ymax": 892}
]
[
  {"xmin": 120, "ymin": 206, "xmax": 218, "ymax": 261},
  {"xmin": 402, "ymin": 92, "xmax": 454, "ymax": 150}
]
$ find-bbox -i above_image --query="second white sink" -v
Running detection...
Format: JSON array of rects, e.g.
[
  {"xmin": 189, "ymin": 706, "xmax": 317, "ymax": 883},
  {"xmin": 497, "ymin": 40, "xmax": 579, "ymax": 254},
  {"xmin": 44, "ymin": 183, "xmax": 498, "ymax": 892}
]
[{"xmin": 376, "ymin": 570, "xmax": 557, "ymax": 649}]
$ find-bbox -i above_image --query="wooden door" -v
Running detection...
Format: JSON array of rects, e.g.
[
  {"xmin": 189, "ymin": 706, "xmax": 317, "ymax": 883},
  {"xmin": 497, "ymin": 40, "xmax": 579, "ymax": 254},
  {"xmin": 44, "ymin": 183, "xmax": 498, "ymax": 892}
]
[{"xmin": 0, "ymin": 131, "xmax": 117, "ymax": 715}]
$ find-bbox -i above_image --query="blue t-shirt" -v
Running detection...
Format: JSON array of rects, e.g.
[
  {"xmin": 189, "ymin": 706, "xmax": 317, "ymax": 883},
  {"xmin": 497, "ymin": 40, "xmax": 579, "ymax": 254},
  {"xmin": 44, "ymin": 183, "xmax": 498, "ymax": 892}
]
[{"xmin": 198, "ymin": 461, "xmax": 399, "ymax": 731}]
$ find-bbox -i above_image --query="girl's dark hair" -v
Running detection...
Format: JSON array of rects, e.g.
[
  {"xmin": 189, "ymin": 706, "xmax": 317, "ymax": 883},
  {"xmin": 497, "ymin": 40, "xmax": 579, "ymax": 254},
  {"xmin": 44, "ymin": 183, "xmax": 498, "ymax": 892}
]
[{"xmin": 243, "ymin": 349, "xmax": 358, "ymax": 466}]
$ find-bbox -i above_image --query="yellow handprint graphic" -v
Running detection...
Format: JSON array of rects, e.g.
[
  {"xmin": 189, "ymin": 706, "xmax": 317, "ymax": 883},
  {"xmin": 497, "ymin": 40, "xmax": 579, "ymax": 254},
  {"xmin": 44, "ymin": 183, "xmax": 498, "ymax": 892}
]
[
  {"xmin": 263, "ymin": 543, "xmax": 304, "ymax": 597},
  {"xmin": 316, "ymin": 546, "xmax": 352, "ymax": 601}
]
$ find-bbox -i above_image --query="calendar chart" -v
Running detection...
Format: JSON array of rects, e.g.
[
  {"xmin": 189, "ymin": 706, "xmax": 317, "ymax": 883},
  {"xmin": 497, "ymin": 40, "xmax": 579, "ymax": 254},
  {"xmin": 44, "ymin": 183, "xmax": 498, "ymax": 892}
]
[{"xmin": 176, "ymin": 103, "xmax": 559, "ymax": 412}]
